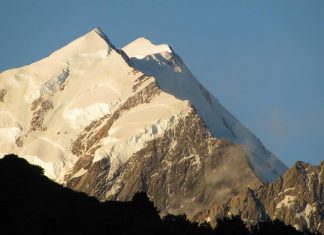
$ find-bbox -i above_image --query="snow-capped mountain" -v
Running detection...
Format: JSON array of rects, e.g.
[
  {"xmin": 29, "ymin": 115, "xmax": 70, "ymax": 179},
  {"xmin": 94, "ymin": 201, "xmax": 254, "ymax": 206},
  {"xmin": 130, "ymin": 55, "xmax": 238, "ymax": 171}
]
[{"xmin": 0, "ymin": 28, "xmax": 287, "ymax": 218}]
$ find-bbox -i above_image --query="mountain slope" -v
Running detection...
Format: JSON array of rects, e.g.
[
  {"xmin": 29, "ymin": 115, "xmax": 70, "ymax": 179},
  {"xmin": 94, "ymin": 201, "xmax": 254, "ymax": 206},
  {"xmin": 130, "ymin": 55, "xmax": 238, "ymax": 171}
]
[
  {"xmin": 67, "ymin": 108, "xmax": 262, "ymax": 218},
  {"xmin": 0, "ymin": 28, "xmax": 286, "ymax": 219},
  {"xmin": 123, "ymin": 37, "xmax": 286, "ymax": 183},
  {"xmin": 195, "ymin": 161, "xmax": 324, "ymax": 234}
]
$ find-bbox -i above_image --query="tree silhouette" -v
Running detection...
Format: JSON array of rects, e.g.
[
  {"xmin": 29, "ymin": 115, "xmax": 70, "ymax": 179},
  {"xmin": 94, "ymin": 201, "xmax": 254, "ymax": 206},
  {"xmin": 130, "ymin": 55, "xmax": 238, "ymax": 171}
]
[
  {"xmin": 214, "ymin": 215, "xmax": 251, "ymax": 235},
  {"xmin": 252, "ymin": 220, "xmax": 304, "ymax": 235}
]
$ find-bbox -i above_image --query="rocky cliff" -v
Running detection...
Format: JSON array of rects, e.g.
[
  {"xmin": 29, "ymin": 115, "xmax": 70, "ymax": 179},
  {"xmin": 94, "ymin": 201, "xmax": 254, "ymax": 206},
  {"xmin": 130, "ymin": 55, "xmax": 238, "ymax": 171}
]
[{"xmin": 195, "ymin": 161, "xmax": 324, "ymax": 234}]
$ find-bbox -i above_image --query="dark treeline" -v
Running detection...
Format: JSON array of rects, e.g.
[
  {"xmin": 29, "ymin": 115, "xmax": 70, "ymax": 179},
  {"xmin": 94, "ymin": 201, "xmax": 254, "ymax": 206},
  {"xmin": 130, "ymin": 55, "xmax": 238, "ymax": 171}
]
[{"xmin": 0, "ymin": 154, "xmax": 316, "ymax": 235}]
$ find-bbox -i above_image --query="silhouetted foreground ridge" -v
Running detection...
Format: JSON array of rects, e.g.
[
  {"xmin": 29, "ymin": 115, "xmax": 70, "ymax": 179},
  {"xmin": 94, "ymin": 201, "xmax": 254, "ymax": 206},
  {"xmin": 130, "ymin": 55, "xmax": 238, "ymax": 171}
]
[{"xmin": 0, "ymin": 155, "xmax": 315, "ymax": 235}]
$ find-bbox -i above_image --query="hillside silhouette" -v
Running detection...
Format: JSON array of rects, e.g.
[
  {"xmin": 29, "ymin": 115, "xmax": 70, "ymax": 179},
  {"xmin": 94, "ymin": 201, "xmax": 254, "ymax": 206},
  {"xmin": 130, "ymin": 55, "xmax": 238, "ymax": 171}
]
[{"xmin": 0, "ymin": 154, "xmax": 314, "ymax": 235}]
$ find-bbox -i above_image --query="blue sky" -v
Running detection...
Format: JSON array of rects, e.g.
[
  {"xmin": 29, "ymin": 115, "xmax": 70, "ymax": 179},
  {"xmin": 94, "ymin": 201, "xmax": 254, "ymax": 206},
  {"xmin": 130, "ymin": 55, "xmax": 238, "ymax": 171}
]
[{"xmin": 1, "ymin": 0, "xmax": 323, "ymax": 166}]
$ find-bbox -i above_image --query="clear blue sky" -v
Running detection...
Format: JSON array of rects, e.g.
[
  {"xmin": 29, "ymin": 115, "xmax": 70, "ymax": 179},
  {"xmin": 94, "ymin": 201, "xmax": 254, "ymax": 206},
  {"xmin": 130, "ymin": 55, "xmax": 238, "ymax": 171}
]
[{"xmin": 1, "ymin": 0, "xmax": 323, "ymax": 166}]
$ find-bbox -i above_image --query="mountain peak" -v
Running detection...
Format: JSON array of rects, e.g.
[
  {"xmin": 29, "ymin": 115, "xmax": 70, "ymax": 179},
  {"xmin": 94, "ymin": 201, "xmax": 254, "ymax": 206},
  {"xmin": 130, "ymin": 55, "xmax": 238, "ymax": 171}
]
[
  {"xmin": 88, "ymin": 27, "xmax": 114, "ymax": 46},
  {"xmin": 50, "ymin": 28, "xmax": 115, "ymax": 59},
  {"xmin": 91, "ymin": 27, "xmax": 105, "ymax": 36},
  {"xmin": 123, "ymin": 37, "xmax": 172, "ymax": 59},
  {"xmin": 292, "ymin": 160, "xmax": 312, "ymax": 172}
]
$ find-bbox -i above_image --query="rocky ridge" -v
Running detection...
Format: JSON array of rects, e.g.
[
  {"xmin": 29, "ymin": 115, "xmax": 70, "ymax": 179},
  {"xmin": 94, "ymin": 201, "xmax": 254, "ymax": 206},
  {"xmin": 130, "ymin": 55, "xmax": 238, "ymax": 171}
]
[{"xmin": 195, "ymin": 161, "xmax": 324, "ymax": 234}]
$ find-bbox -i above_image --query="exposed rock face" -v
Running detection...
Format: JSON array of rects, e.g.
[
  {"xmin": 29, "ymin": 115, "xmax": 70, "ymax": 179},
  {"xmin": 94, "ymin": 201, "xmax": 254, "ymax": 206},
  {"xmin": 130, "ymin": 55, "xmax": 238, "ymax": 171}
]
[
  {"xmin": 195, "ymin": 161, "xmax": 324, "ymax": 234},
  {"xmin": 0, "ymin": 28, "xmax": 289, "ymax": 227},
  {"xmin": 66, "ymin": 108, "xmax": 262, "ymax": 217},
  {"xmin": 0, "ymin": 89, "xmax": 6, "ymax": 102},
  {"xmin": 111, "ymin": 110, "xmax": 262, "ymax": 217},
  {"xmin": 30, "ymin": 97, "xmax": 54, "ymax": 132}
]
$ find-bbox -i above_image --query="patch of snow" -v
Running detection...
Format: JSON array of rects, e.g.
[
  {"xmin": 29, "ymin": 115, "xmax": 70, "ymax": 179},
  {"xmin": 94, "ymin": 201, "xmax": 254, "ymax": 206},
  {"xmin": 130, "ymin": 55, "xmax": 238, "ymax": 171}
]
[
  {"xmin": 305, "ymin": 204, "xmax": 316, "ymax": 218},
  {"xmin": 64, "ymin": 102, "xmax": 114, "ymax": 129},
  {"xmin": 37, "ymin": 137, "xmax": 65, "ymax": 152},
  {"xmin": 150, "ymin": 172, "xmax": 159, "ymax": 178},
  {"xmin": 77, "ymin": 50, "xmax": 109, "ymax": 59},
  {"xmin": 276, "ymin": 195, "xmax": 296, "ymax": 209},
  {"xmin": 106, "ymin": 182, "xmax": 120, "ymax": 198},
  {"xmin": 122, "ymin": 37, "xmax": 172, "ymax": 59},
  {"xmin": 20, "ymin": 138, "xmax": 66, "ymax": 180},
  {"xmin": 22, "ymin": 154, "xmax": 58, "ymax": 179},
  {"xmin": 93, "ymin": 92, "xmax": 190, "ymax": 172},
  {"xmin": 71, "ymin": 168, "xmax": 88, "ymax": 179},
  {"xmin": 277, "ymin": 187, "xmax": 295, "ymax": 196},
  {"xmin": 93, "ymin": 112, "xmax": 183, "ymax": 175},
  {"xmin": 94, "ymin": 83, "xmax": 122, "ymax": 96},
  {"xmin": 50, "ymin": 28, "xmax": 111, "ymax": 61},
  {"xmin": 0, "ymin": 112, "xmax": 22, "ymax": 152},
  {"xmin": 93, "ymin": 96, "xmax": 190, "ymax": 180},
  {"xmin": 294, "ymin": 224, "xmax": 301, "ymax": 231},
  {"xmin": 40, "ymin": 68, "xmax": 69, "ymax": 96},
  {"xmin": 179, "ymin": 155, "xmax": 195, "ymax": 163},
  {"xmin": 306, "ymin": 171, "xmax": 316, "ymax": 193},
  {"xmin": 178, "ymin": 154, "xmax": 201, "ymax": 167},
  {"xmin": 193, "ymin": 155, "xmax": 201, "ymax": 166},
  {"xmin": 0, "ymin": 127, "xmax": 21, "ymax": 142},
  {"xmin": 25, "ymin": 88, "xmax": 41, "ymax": 103},
  {"xmin": 296, "ymin": 203, "xmax": 317, "ymax": 227}
]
